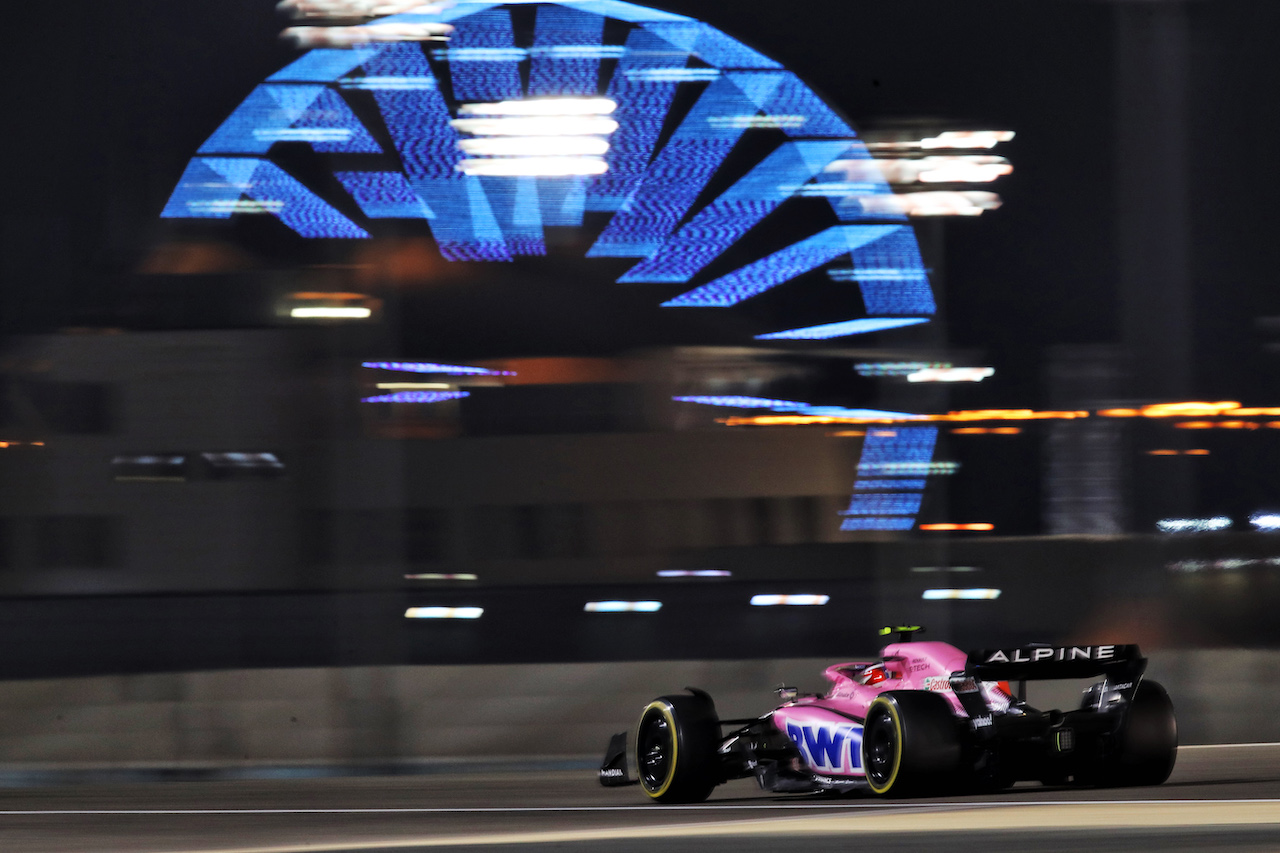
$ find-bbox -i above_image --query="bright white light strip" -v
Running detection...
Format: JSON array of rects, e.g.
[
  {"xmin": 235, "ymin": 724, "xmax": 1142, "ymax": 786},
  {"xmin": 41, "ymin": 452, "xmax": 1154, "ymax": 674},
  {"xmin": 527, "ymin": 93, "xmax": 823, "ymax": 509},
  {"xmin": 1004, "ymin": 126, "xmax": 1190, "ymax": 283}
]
[
  {"xmin": 584, "ymin": 601, "xmax": 662, "ymax": 612},
  {"xmin": 457, "ymin": 158, "xmax": 608, "ymax": 176},
  {"xmin": 707, "ymin": 115, "xmax": 807, "ymax": 129},
  {"xmin": 458, "ymin": 98, "xmax": 617, "ymax": 116},
  {"xmin": 1156, "ymin": 516, "xmax": 1233, "ymax": 533},
  {"xmin": 457, "ymin": 137, "xmax": 610, "ymax": 157},
  {"xmin": 252, "ymin": 128, "xmax": 353, "ymax": 142},
  {"xmin": 186, "ymin": 200, "xmax": 283, "ymax": 214},
  {"xmin": 338, "ymin": 77, "xmax": 437, "ymax": 90},
  {"xmin": 920, "ymin": 131, "xmax": 1016, "ymax": 149},
  {"xmin": 1251, "ymin": 513, "xmax": 1280, "ymax": 531},
  {"xmin": 404, "ymin": 606, "xmax": 484, "ymax": 619},
  {"xmin": 451, "ymin": 116, "xmax": 619, "ymax": 136},
  {"xmin": 922, "ymin": 589, "xmax": 1002, "ymax": 600},
  {"xmin": 290, "ymin": 307, "xmax": 372, "ymax": 319},
  {"xmin": 376, "ymin": 382, "xmax": 451, "ymax": 389},
  {"xmin": 622, "ymin": 68, "xmax": 720, "ymax": 82},
  {"xmin": 404, "ymin": 573, "xmax": 478, "ymax": 581},
  {"xmin": 907, "ymin": 367, "xmax": 995, "ymax": 383},
  {"xmin": 919, "ymin": 163, "xmax": 1013, "ymax": 183},
  {"xmin": 433, "ymin": 47, "xmax": 527, "ymax": 61},
  {"xmin": 750, "ymin": 594, "xmax": 830, "ymax": 607},
  {"xmin": 657, "ymin": 570, "xmax": 732, "ymax": 578}
]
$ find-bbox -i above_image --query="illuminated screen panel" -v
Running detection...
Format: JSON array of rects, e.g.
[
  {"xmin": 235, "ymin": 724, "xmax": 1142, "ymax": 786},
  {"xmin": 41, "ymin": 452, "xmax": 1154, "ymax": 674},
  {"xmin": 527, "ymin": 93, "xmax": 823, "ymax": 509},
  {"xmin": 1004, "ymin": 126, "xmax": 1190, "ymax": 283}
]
[
  {"xmin": 267, "ymin": 46, "xmax": 383, "ymax": 82},
  {"xmin": 198, "ymin": 85, "xmax": 381, "ymax": 155},
  {"xmin": 336, "ymin": 171, "xmax": 436, "ymax": 219},
  {"xmin": 662, "ymin": 225, "xmax": 899, "ymax": 307},
  {"xmin": 619, "ymin": 140, "xmax": 853, "ymax": 283},
  {"xmin": 856, "ymin": 479, "xmax": 928, "ymax": 490},
  {"xmin": 842, "ymin": 493, "xmax": 924, "ymax": 516},
  {"xmin": 585, "ymin": 27, "xmax": 688, "ymax": 212},
  {"xmin": 642, "ymin": 22, "xmax": 781, "ymax": 69},
  {"xmin": 857, "ymin": 427, "xmax": 938, "ymax": 471},
  {"xmin": 587, "ymin": 76, "xmax": 754, "ymax": 258},
  {"xmin": 529, "ymin": 5, "xmax": 605, "ymax": 96},
  {"xmin": 840, "ymin": 517, "xmax": 916, "ymax": 532},
  {"xmin": 447, "ymin": 9, "xmax": 523, "ymax": 103},
  {"xmin": 849, "ymin": 227, "xmax": 935, "ymax": 315},
  {"xmin": 164, "ymin": 158, "xmax": 368, "ymax": 238}
]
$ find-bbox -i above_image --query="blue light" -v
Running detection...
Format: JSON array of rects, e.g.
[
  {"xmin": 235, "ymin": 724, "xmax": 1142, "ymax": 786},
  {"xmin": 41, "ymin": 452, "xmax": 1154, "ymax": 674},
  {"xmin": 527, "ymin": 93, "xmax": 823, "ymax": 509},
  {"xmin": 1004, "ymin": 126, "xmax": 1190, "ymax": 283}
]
[
  {"xmin": 755, "ymin": 318, "xmax": 929, "ymax": 340},
  {"xmin": 841, "ymin": 494, "xmax": 923, "ymax": 516},
  {"xmin": 363, "ymin": 361, "xmax": 512, "ymax": 376},
  {"xmin": 840, "ymin": 517, "xmax": 916, "ymax": 532},
  {"xmin": 662, "ymin": 225, "xmax": 899, "ymax": 307},
  {"xmin": 618, "ymin": 140, "xmax": 853, "ymax": 283},
  {"xmin": 571, "ymin": 0, "xmax": 693, "ymax": 23},
  {"xmin": 857, "ymin": 427, "xmax": 938, "ymax": 473},
  {"xmin": 268, "ymin": 46, "xmax": 383, "ymax": 82},
  {"xmin": 855, "ymin": 479, "xmax": 927, "ymax": 490},
  {"xmin": 162, "ymin": 158, "xmax": 368, "ymax": 238},
  {"xmin": 642, "ymin": 22, "xmax": 781, "ymax": 69},
  {"xmin": 362, "ymin": 391, "xmax": 471, "ymax": 404},
  {"xmin": 530, "ymin": 5, "xmax": 605, "ymax": 96},
  {"xmin": 198, "ymin": 85, "xmax": 380, "ymax": 155},
  {"xmin": 672, "ymin": 396, "xmax": 920, "ymax": 420},
  {"xmin": 848, "ymin": 227, "xmax": 935, "ymax": 314},
  {"xmin": 447, "ymin": 9, "xmax": 523, "ymax": 102},
  {"xmin": 674, "ymin": 395, "xmax": 806, "ymax": 410},
  {"xmin": 336, "ymin": 172, "xmax": 436, "ymax": 219},
  {"xmin": 586, "ymin": 27, "xmax": 688, "ymax": 213},
  {"xmin": 587, "ymin": 76, "xmax": 757, "ymax": 258}
]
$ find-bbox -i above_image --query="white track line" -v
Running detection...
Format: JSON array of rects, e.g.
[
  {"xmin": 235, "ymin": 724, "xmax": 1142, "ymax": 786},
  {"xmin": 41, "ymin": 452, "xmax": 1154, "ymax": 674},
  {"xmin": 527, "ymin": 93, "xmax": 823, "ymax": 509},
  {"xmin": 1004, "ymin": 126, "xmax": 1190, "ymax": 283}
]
[
  {"xmin": 1, "ymin": 799, "xmax": 1280, "ymax": 816},
  {"xmin": 1181, "ymin": 742, "xmax": 1280, "ymax": 749}
]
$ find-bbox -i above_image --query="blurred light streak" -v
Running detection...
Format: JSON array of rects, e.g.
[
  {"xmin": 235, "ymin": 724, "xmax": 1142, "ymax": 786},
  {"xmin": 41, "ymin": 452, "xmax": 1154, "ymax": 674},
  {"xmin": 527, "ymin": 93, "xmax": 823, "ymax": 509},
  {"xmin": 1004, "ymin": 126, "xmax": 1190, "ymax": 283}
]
[
  {"xmin": 1156, "ymin": 516, "xmax": 1232, "ymax": 533},
  {"xmin": 291, "ymin": 306, "xmax": 372, "ymax": 318},
  {"xmin": 907, "ymin": 367, "xmax": 994, "ymax": 383},
  {"xmin": 376, "ymin": 382, "xmax": 451, "ymax": 389},
  {"xmin": 951, "ymin": 427, "xmax": 1022, "ymax": 435},
  {"xmin": 0, "ymin": 441, "xmax": 45, "ymax": 448},
  {"xmin": 920, "ymin": 131, "xmax": 1015, "ymax": 149},
  {"xmin": 826, "ymin": 156, "xmax": 1010, "ymax": 185},
  {"xmin": 405, "ymin": 606, "xmax": 483, "ymax": 619},
  {"xmin": 457, "ymin": 137, "xmax": 610, "ymax": 156},
  {"xmin": 826, "ymin": 430, "xmax": 866, "ymax": 437},
  {"xmin": 362, "ymin": 361, "xmax": 513, "ymax": 375},
  {"xmin": 1146, "ymin": 448, "xmax": 1210, "ymax": 456},
  {"xmin": 706, "ymin": 114, "xmax": 807, "ymax": 129},
  {"xmin": 404, "ymin": 573, "xmax": 478, "ymax": 581},
  {"xmin": 855, "ymin": 361, "xmax": 950, "ymax": 377},
  {"xmin": 674, "ymin": 396, "xmax": 922, "ymax": 421},
  {"xmin": 756, "ymin": 318, "xmax": 929, "ymax": 340},
  {"xmin": 584, "ymin": 600, "xmax": 662, "ymax": 612},
  {"xmin": 278, "ymin": 0, "xmax": 456, "ymax": 20},
  {"xmin": 361, "ymin": 391, "xmax": 469, "ymax": 403},
  {"xmin": 919, "ymin": 523, "xmax": 994, "ymax": 531},
  {"xmin": 657, "ymin": 570, "xmax": 732, "ymax": 578},
  {"xmin": 458, "ymin": 97, "xmax": 616, "ymax": 116},
  {"xmin": 1250, "ymin": 513, "xmax": 1280, "ymax": 531},
  {"xmin": 721, "ymin": 409, "xmax": 1088, "ymax": 427},
  {"xmin": 922, "ymin": 588, "xmax": 1002, "ymax": 600},
  {"xmin": 283, "ymin": 22, "xmax": 455, "ymax": 47},
  {"xmin": 450, "ymin": 116, "xmax": 619, "ymax": 135},
  {"xmin": 620, "ymin": 68, "xmax": 720, "ymax": 82},
  {"xmin": 750, "ymin": 594, "xmax": 829, "ymax": 606},
  {"xmin": 846, "ymin": 191, "xmax": 1001, "ymax": 217},
  {"xmin": 457, "ymin": 157, "xmax": 608, "ymax": 176}
]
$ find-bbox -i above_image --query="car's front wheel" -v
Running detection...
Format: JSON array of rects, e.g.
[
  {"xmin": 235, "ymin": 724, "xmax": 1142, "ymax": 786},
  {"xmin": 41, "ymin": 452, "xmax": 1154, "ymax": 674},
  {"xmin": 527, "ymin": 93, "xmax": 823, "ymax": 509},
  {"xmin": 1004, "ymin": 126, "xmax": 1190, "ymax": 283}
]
[{"xmin": 633, "ymin": 691, "xmax": 720, "ymax": 803}]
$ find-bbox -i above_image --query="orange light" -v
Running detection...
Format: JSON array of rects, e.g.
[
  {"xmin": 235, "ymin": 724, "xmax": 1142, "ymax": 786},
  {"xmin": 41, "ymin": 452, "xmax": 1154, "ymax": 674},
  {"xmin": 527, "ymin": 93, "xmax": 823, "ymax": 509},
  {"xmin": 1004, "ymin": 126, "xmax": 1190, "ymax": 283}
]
[
  {"xmin": 1099, "ymin": 408, "xmax": 1140, "ymax": 418},
  {"xmin": 1146, "ymin": 450, "xmax": 1178, "ymax": 456},
  {"xmin": 1232, "ymin": 408, "xmax": 1280, "ymax": 417},
  {"xmin": 919, "ymin": 523, "xmax": 995, "ymax": 532},
  {"xmin": 826, "ymin": 430, "xmax": 866, "ymax": 437},
  {"xmin": 1268, "ymin": 422, "xmax": 1280, "ymax": 429},
  {"xmin": 951, "ymin": 427, "xmax": 1023, "ymax": 435},
  {"xmin": 1174, "ymin": 421, "xmax": 1216, "ymax": 429},
  {"xmin": 1219, "ymin": 421, "xmax": 1260, "ymax": 430},
  {"xmin": 288, "ymin": 291, "xmax": 370, "ymax": 301},
  {"xmin": 1185, "ymin": 449, "xmax": 1210, "ymax": 456},
  {"xmin": 868, "ymin": 430, "xmax": 898, "ymax": 437},
  {"xmin": 1139, "ymin": 401, "xmax": 1241, "ymax": 418}
]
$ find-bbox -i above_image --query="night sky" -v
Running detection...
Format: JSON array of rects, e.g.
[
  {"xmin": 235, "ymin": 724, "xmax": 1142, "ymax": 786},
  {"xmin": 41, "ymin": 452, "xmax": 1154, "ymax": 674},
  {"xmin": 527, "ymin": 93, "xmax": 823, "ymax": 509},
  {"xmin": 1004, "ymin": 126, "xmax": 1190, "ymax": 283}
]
[{"xmin": 4, "ymin": 0, "xmax": 1279, "ymax": 410}]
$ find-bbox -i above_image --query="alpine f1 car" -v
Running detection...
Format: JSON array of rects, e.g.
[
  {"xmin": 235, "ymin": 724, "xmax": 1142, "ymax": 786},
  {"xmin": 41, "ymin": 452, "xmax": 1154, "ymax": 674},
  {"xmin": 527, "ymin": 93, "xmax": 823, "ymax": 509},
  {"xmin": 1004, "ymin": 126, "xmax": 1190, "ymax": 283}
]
[{"xmin": 599, "ymin": 627, "xmax": 1177, "ymax": 801}]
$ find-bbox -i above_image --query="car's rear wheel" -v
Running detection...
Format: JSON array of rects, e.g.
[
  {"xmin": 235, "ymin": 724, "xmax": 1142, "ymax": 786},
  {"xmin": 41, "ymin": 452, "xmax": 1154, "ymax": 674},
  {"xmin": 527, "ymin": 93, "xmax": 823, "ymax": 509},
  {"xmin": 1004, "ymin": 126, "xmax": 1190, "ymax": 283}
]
[
  {"xmin": 861, "ymin": 692, "xmax": 962, "ymax": 797},
  {"xmin": 1093, "ymin": 680, "xmax": 1178, "ymax": 787},
  {"xmin": 633, "ymin": 691, "xmax": 720, "ymax": 803}
]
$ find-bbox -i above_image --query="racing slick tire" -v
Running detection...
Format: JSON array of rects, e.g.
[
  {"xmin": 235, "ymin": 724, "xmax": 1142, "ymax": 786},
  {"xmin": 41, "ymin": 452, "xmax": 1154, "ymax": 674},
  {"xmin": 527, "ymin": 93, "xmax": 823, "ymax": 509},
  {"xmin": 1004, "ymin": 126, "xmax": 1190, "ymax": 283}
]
[
  {"xmin": 1077, "ymin": 680, "xmax": 1177, "ymax": 788},
  {"xmin": 861, "ymin": 691, "xmax": 962, "ymax": 797},
  {"xmin": 633, "ymin": 691, "xmax": 720, "ymax": 803}
]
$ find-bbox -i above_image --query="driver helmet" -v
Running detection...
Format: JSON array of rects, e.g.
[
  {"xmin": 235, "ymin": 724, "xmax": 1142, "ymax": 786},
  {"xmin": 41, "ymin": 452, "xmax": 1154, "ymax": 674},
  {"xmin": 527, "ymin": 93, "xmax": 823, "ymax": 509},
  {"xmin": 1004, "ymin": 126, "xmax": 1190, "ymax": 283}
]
[{"xmin": 859, "ymin": 664, "xmax": 888, "ymax": 686}]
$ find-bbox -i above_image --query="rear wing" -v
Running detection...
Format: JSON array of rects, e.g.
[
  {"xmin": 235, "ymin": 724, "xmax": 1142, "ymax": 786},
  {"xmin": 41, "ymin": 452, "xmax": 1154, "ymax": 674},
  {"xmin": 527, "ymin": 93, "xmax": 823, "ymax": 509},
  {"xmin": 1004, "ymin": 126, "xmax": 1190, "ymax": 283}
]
[{"xmin": 964, "ymin": 644, "xmax": 1146, "ymax": 682}]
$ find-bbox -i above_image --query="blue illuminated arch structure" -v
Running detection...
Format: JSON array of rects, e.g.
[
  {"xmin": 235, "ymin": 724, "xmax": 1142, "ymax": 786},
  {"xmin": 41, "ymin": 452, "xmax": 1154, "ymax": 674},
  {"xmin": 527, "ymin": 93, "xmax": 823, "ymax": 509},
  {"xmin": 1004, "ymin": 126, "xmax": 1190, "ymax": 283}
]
[{"xmin": 162, "ymin": 0, "xmax": 937, "ymax": 338}]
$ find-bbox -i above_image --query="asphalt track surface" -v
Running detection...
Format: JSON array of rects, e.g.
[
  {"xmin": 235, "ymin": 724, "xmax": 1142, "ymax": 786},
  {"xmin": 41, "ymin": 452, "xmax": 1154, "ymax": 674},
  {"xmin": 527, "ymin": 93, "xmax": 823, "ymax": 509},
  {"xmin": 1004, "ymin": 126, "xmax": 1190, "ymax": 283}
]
[{"xmin": 2, "ymin": 745, "xmax": 1280, "ymax": 852}]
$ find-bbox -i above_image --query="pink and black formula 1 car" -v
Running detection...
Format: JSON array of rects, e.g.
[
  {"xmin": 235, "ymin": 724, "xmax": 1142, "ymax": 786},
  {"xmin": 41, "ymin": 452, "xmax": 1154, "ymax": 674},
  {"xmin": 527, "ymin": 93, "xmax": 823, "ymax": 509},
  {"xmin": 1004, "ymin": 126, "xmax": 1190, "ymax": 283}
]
[{"xmin": 599, "ymin": 627, "xmax": 1177, "ymax": 802}]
